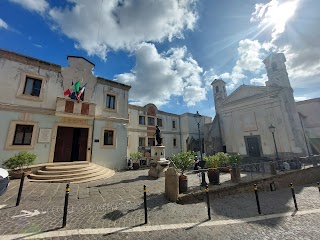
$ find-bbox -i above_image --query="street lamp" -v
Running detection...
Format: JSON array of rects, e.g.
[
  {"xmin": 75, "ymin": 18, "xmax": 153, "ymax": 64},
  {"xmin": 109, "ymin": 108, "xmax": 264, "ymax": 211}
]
[
  {"xmin": 268, "ymin": 124, "xmax": 280, "ymax": 160},
  {"xmin": 194, "ymin": 111, "xmax": 207, "ymax": 186}
]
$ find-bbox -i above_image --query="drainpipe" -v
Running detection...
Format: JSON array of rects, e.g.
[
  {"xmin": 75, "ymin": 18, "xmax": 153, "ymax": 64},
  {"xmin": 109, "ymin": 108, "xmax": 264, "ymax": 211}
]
[
  {"xmin": 90, "ymin": 118, "xmax": 95, "ymax": 162},
  {"xmin": 179, "ymin": 116, "xmax": 182, "ymax": 151}
]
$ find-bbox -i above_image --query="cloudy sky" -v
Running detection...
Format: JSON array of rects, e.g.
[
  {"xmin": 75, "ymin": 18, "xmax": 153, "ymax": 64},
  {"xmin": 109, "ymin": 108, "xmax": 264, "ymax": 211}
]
[{"xmin": 0, "ymin": 0, "xmax": 319, "ymax": 117}]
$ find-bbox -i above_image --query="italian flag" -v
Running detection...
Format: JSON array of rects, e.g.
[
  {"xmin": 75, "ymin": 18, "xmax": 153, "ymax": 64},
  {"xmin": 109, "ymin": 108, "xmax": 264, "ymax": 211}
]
[
  {"xmin": 77, "ymin": 83, "xmax": 87, "ymax": 100},
  {"xmin": 63, "ymin": 81, "xmax": 81, "ymax": 96}
]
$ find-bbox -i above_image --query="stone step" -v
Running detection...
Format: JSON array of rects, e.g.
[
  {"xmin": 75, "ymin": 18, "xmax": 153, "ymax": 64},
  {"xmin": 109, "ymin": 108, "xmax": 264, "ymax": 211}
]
[
  {"xmin": 44, "ymin": 164, "xmax": 90, "ymax": 171},
  {"xmin": 29, "ymin": 167, "xmax": 108, "ymax": 180},
  {"xmin": 28, "ymin": 162, "xmax": 115, "ymax": 183},
  {"xmin": 45, "ymin": 161, "xmax": 90, "ymax": 166},
  {"xmin": 37, "ymin": 164, "xmax": 97, "ymax": 175}
]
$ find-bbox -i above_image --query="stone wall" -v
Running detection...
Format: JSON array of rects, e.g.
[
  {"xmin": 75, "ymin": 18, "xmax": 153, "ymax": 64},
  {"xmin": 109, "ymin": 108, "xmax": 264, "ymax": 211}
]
[{"xmin": 178, "ymin": 166, "xmax": 320, "ymax": 204}]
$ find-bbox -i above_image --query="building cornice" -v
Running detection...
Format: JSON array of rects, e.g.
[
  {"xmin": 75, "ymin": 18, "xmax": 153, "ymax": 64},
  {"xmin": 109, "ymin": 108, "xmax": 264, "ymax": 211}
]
[
  {"xmin": 97, "ymin": 77, "xmax": 131, "ymax": 91},
  {"xmin": 0, "ymin": 49, "xmax": 61, "ymax": 72},
  {"xmin": 0, "ymin": 103, "xmax": 55, "ymax": 115}
]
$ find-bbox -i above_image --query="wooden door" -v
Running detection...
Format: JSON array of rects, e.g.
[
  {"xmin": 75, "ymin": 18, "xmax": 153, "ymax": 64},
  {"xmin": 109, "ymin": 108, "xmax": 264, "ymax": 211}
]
[
  {"xmin": 245, "ymin": 136, "xmax": 261, "ymax": 157},
  {"xmin": 78, "ymin": 128, "xmax": 89, "ymax": 161},
  {"xmin": 54, "ymin": 127, "xmax": 73, "ymax": 162}
]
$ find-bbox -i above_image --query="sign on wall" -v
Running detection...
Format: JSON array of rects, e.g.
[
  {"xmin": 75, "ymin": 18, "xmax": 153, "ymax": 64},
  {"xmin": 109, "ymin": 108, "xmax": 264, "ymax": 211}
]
[{"xmin": 38, "ymin": 128, "xmax": 52, "ymax": 143}]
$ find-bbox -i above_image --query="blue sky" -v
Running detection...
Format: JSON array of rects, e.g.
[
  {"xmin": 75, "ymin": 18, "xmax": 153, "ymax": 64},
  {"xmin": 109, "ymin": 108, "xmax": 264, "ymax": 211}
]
[{"xmin": 0, "ymin": 0, "xmax": 319, "ymax": 118}]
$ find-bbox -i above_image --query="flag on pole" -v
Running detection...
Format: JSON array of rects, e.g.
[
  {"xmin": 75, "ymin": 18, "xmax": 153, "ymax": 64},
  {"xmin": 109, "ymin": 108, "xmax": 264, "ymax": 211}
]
[
  {"xmin": 74, "ymin": 81, "xmax": 81, "ymax": 93},
  {"xmin": 63, "ymin": 81, "xmax": 75, "ymax": 96},
  {"xmin": 77, "ymin": 83, "xmax": 87, "ymax": 100}
]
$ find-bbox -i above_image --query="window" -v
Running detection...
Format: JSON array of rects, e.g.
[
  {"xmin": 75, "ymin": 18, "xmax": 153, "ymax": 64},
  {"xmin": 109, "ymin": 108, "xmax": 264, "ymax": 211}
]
[
  {"xmin": 139, "ymin": 137, "xmax": 145, "ymax": 146},
  {"xmin": 139, "ymin": 116, "xmax": 145, "ymax": 125},
  {"xmin": 148, "ymin": 117, "xmax": 155, "ymax": 126},
  {"xmin": 106, "ymin": 94, "xmax": 116, "ymax": 109},
  {"xmin": 173, "ymin": 138, "xmax": 177, "ymax": 147},
  {"xmin": 157, "ymin": 118, "xmax": 163, "ymax": 127},
  {"xmin": 148, "ymin": 138, "xmax": 155, "ymax": 146},
  {"xmin": 272, "ymin": 62, "xmax": 277, "ymax": 71},
  {"xmin": 223, "ymin": 86, "xmax": 226, "ymax": 92},
  {"xmin": 172, "ymin": 120, "xmax": 176, "ymax": 129},
  {"xmin": 103, "ymin": 130, "xmax": 114, "ymax": 145},
  {"xmin": 216, "ymin": 86, "xmax": 219, "ymax": 93},
  {"xmin": 13, "ymin": 125, "xmax": 34, "ymax": 145},
  {"xmin": 23, "ymin": 77, "xmax": 42, "ymax": 97}
]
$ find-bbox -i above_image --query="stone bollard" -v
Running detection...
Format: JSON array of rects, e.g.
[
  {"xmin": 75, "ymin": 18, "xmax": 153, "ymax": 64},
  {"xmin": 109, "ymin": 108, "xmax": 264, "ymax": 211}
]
[
  {"xmin": 230, "ymin": 166, "xmax": 241, "ymax": 183},
  {"xmin": 270, "ymin": 161, "xmax": 277, "ymax": 175},
  {"xmin": 165, "ymin": 167, "xmax": 179, "ymax": 202}
]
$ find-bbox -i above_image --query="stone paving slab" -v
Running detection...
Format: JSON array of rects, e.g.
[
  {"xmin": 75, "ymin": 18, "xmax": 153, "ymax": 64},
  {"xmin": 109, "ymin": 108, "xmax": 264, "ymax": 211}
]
[{"xmin": 1, "ymin": 169, "xmax": 320, "ymax": 238}]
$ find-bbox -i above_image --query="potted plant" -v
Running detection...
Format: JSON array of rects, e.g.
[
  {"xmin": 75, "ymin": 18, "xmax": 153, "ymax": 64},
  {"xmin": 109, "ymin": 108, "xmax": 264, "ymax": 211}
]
[
  {"xmin": 216, "ymin": 152, "xmax": 230, "ymax": 172},
  {"xmin": 130, "ymin": 152, "xmax": 143, "ymax": 170},
  {"xmin": 170, "ymin": 151, "xmax": 195, "ymax": 193},
  {"xmin": 228, "ymin": 154, "xmax": 242, "ymax": 182},
  {"xmin": 3, "ymin": 151, "xmax": 37, "ymax": 179},
  {"xmin": 204, "ymin": 154, "xmax": 220, "ymax": 184}
]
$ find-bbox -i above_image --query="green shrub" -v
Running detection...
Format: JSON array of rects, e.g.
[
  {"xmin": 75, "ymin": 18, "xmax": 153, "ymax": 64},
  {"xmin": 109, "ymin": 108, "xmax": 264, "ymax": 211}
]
[
  {"xmin": 130, "ymin": 152, "xmax": 143, "ymax": 163},
  {"xmin": 3, "ymin": 151, "xmax": 37, "ymax": 171},
  {"xmin": 203, "ymin": 155, "xmax": 220, "ymax": 168},
  {"xmin": 170, "ymin": 151, "xmax": 195, "ymax": 175},
  {"xmin": 228, "ymin": 154, "xmax": 243, "ymax": 166}
]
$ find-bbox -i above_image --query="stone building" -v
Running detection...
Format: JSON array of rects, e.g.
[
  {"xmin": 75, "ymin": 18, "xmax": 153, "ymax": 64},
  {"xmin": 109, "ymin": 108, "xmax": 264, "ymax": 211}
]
[
  {"xmin": 204, "ymin": 52, "xmax": 319, "ymax": 159},
  {"xmin": 0, "ymin": 48, "xmax": 211, "ymax": 176}
]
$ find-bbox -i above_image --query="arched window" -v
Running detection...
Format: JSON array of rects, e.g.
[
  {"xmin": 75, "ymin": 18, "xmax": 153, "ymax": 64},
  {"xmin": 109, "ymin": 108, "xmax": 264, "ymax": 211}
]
[
  {"xmin": 223, "ymin": 86, "xmax": 226, "ymax": 92},
  {"xmin": 272, "ymin": 62, "xmax": 277, "ymax": 71},
  {"xmin": 216, "ymin": 86, "xmax": 219, "ymax": 93}
]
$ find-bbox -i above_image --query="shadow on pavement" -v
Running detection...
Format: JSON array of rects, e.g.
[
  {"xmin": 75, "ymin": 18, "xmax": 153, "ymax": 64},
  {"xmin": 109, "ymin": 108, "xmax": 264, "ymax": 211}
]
[{"xmin": 93, "ymin": 175, "xmax": 158, "ymax": 188}]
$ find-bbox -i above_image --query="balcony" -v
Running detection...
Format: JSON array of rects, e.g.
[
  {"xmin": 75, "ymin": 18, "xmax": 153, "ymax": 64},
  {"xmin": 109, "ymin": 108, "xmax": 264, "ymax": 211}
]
[{"xmin": 55, "ymin": 97, "xmax": 95, "ymax": 119}]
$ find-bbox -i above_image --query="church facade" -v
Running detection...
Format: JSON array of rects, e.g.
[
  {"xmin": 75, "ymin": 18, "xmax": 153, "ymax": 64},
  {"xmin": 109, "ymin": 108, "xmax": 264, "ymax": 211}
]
[{"xmin": 204, "ymin": 53, "xmax": 319, "ymax": 159}]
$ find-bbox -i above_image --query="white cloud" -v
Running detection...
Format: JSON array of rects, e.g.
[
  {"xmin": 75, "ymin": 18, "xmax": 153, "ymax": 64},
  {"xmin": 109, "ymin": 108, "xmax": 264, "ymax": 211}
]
[
  {"xmin": 115, "ymin": 43, "xmax": 205, "ymax": 107},
  {"xmin": 48, "ymin": 0, "xmax": 198, "ymax": 60},
  {"xmin": 250, "ymin": 0, "xmax": 320, "ymax": 93},
  {"xmin": 251, "ymin": 0, "xmax": 299, "ymax": 42},
  {"xmin": 294, "ymin": 96, "xmax": 308, "ymax": 102},
  {"xmin": 250, "ymin": 73, "xmax": 267, "ymax": 86},
  {"xmin": 10, "ymin": 0, "xmax": 49, "ymax": 14},
  {"xmin": 0, "ymin": 18, "xmax": 8, "ymax": 29},
  {"xmin": 207, "ymin": 39, "xmax": 268, "ymax": 89}
]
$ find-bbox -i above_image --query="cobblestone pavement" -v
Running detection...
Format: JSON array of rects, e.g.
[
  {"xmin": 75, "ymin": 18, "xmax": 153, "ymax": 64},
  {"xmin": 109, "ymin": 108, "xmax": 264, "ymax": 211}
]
[{"xmin": 1, "ymin": 169, "xmax": 320, "ymax": 239}]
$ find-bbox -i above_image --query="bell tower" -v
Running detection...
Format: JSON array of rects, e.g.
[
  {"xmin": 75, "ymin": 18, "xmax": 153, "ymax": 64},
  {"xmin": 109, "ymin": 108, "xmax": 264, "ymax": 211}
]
[
  {"xmin": 211, "ymin": 79, "xmax": 227, "ymax": 112},
  {"xmin": 263, "ymin": 53, "xmax": 291, "ymax": 88}
]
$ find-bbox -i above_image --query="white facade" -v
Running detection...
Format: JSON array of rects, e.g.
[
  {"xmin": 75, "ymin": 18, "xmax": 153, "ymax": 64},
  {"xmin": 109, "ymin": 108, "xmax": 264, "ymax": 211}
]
[
  {"xmin": 127, "ymin": 104, "xmax": 211, "ymax": 163},
  {"xmin": 0, "ymin": 49, "xmax": 130, "ymax": 170},
  {"xmin": 205, "ymin": 53, "xmax": 313, "ymax": 159},
  {"xmin": 0, "ymin": 49, "xmax": 212, "ymax": 170}
]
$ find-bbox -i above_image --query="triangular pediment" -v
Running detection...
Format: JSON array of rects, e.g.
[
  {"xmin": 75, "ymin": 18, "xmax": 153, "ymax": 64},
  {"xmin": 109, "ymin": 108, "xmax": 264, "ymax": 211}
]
[{"xmin": 221, "ymin": 85, "xmax": 279, "ymax": 106}]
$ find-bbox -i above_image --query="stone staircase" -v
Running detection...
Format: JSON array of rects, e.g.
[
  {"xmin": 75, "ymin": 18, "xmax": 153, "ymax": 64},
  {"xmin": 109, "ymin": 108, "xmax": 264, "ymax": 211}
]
[{"xmin": 28, "ymin": 161, "xmax": 115, "ymax": 183}]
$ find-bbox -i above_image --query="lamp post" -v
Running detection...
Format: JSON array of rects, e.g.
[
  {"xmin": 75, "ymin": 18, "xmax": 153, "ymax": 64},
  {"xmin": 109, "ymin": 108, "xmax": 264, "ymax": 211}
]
[
  {"xmin": 268, "ymin": 124, "xmax": 280, "ymax": 160},
  {"xmin": 195, "ymin": 111, "xmax": 207, "ymax": 186}
]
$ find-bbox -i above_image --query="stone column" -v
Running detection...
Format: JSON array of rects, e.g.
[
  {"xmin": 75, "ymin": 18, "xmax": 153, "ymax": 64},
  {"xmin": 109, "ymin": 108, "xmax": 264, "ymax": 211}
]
[{"xmin": 165, "ymin": 167, "xmax": 179, "ymax": 202}]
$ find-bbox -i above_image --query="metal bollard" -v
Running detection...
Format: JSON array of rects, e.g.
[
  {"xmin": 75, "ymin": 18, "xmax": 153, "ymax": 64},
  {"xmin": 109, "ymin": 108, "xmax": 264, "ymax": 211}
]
[
  {"xmin": 62, "ymin": 183, "xmax": 70, "ymax": 228},
  {"xmin": 205, "ymin": 185, "xmax": 211, "ymax": 220},
  {"xmin": 317, "ymin": 182, "xmax": 320, "ymax": 193},
  {"xmin": 254, "ymin": 184, "xmax": 261, "ymax": 214},
  {"xmin": 16, "ymin": 172, "xmax": 25, "ymax": 206},
  {"xmin": 290, "ymin": 183, "xmax": 298, "ymax": 211},
  {"xmin": 144, "ymin": 185, "xmax": 148, "ymax": 224}
]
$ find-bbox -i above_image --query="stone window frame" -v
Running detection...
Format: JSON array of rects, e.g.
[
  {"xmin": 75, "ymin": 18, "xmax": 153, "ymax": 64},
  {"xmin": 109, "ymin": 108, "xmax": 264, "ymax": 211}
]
[
  {"xmin": 105, "ymin": 92, "xmax": 117, "ymax": 113},
  {"xmin": 101, "ymin": 127, "xmax": 116, "ymax": 149},
  {"xmin": 148, "ymin": 116, "xmax": 155, "ymax": 126},
  {"xmin": 157, "ymin": 118, "xmax": 163, "ymax": 127},
  {"xmin": 173, "ymin": 138, "xmax": 177, "ymax": 147},
  {"xmin": 139, "ymin": 115, "xmax": 145, "ymax": 125},
  {"xmin": 172, "ymin": 120, "xmax": 176, "ymax": 129},
  {"xmin": 139, "ymin": 137, "xmax": 146, "ymax": 147},
  {"xmin": 5, "ymin": 120, "xmax": 38, "ymax": 150},
  {"xmin": 16, "ymin": 71, "xmax": 47, "ymax": 102}
]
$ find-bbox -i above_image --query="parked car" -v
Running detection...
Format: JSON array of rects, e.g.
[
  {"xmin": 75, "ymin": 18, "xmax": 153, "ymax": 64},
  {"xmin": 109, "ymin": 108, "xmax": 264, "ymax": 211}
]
[{"xmin": 0, "ymin": 168, "xmax": 10, "ymax": 196}]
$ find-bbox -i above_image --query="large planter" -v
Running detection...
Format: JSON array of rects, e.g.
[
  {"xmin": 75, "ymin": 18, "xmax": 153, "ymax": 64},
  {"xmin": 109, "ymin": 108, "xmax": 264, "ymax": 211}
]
[
  {"xmin": 207, "ymin": 168, "xmax": 220, "ymax": 185},
  {"xmin": 179, "ymin": 175, "xmax": 188, "ymax": 193},
  {"xmin": 132, "ymin": 162, "xmax": 140, "ymax": 170},
  {"xmin": 230, "ymin": 167, "xmax": 241, "ymax": 183},
  {"xmin": 10, "ymin": 169, "xmax": 32, "ymax": 179}
]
